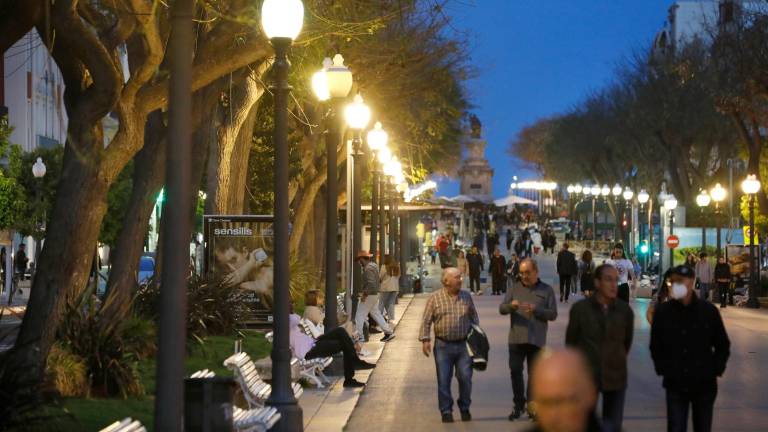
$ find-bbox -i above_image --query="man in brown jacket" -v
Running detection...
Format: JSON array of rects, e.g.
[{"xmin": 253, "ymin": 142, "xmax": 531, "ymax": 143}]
[{"xmin": 566, "ymin": 264, "xmax": 634, "ymax": 432}]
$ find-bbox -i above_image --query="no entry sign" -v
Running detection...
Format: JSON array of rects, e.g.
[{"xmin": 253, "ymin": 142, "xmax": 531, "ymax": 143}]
[{"xmin": 666, "ymin": 235, "xmax": 680, "ymax": 249}]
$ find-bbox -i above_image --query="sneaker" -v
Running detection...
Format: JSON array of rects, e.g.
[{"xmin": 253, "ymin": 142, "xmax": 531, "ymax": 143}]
[
  {"xmin": 369, "ymin": 327, "xmax": 383, "ymax": 334},
  {"xmin": 343, "ymin": 379, "xmax": 365, "ymax": 388},
  {"xmin": 381, "ymin": 333, "xmax": 396, "ymax": 342},
  {"xmin": 441, "ymin": 413, "xmax": 454, "ymax": 423},
  {"xmin": 460, "ymin": 410, "xmax": 471, "ymax": 422},
  {"xmin": 354, "ymin": 360, "xmax": 376, "ymax": 370},
  {"xmin": 508, "ymin": 408, "xmax": 523, "ymax": 421}
]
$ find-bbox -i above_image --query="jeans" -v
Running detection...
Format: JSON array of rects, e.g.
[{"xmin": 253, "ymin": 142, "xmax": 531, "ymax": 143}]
[
  {"xmin": 601, "ymin": 388, "xmax": 626, "ymax": 432},
  {"xmin": 666, "ymin": 387, "xmax": 717, "ymax": 432},
  {"xmin": 559, "ymin": 274, "xmax": 572, "ymax": 301},
  {"xmin": 434, "ymin": 339, "xmax": 473, "ymax": 414},
  {"xmin": 699, "ymin": 283, "xmax": 711, "ymax": 302},
  {"xmin": 509, "ymin": 343, "xmax": 540, "ymax": 411},
  {"xmin": 354, "ymin": 294, "xmax": 392, "ymax": 337},
  {"xmin": 378, "ymin": 291, "xmax": 398, "ymax": 321},
  {"xmin": 618, "ymin": 283, "xmax": 630, "ymax": 303},
  {"xmin": 717, "ymin": 282, "xmax": 732, "ymax": 307},
  {"xmin": 305, "ymin": 327, "xmax": 359, "ymax": 381},
  {"xmin": 469, "ymin": 273, "xmax": 481, "ymax": 293}
]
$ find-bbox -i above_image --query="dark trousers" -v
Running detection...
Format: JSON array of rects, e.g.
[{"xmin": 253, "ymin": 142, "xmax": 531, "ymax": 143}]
[
  {"xmin": 434, "ymin": 339, "xmax": 473, "ymax": 414},
  {"xmin": 601, "ymin": 388, "xmax": 626, "ymax": 432},
  {"xmin": 305, "ymin": 327, "xmax": 359, "ymax": 381},
  {"xmin": 717, "ymin": 282, "xmax": 732, "ymax": 307},
  {"xmin": 469, "ymin": 273, "xmax": 481, "ymax": 293},
  {"xmin": 509, "ymin": 343, "xmax": 541, "ymax": 411},
  {"xmin": 618, "ymin": 283, "xmax": 630, "ymax": 303},
  {"xmin": 492, "ymin": 274, "xmax": 505, "ymax": 294},
  {"xmin": 559, "ymin": 274, "xmax": 572, "ymax": 301},
  {"xmin": 666, "ymin": 387, "xmax": 717, "ymax": 432}
]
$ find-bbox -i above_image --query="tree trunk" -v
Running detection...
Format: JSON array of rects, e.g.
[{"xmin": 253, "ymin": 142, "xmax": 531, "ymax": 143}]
[
  {"xmin": 227, "ymin": 106, "xmax": 258, "ymax": 214},
  {"xmin": 8, "ymin": 128, "xmax": 109, "ymax": 385}
]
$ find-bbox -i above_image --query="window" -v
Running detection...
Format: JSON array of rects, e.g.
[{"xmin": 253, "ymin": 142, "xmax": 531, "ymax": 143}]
[{"xmin": 470, "ymin": 184, "xmax": 482, "ymax": 190}]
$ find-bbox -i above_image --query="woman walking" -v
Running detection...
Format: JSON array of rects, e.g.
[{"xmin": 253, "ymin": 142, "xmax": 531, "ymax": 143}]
[
  {"xmin": 456, "ymin": 250, "xmax": 469, "ymax": 290},
  {"xmin": 379, "ymin": 257, "xmax": 400, "ymax": 323},
  {"xmin": 579, "ymin": 250, "xmax": 596, "ymax": 297}
]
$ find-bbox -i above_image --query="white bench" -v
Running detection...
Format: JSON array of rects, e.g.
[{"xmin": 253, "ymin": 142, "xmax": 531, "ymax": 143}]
[
  {"xmin": 99, "ymin": 418, "xmax": 146, "ymax": 432},
  {"xmin": 223, "ymin": 352, "xmax": 303, "ymax": 408}
]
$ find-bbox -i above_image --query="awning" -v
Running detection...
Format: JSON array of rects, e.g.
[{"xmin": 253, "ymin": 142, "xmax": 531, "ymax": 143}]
[{"xmin": 493, "ymin": 195, "xmax": 537, "ymax": 207}]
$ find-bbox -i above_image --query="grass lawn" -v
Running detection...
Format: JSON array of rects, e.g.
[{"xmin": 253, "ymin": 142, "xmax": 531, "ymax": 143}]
[{"xmin": 35, "ymin": 330, "xmax": 271, "ymax": 432}]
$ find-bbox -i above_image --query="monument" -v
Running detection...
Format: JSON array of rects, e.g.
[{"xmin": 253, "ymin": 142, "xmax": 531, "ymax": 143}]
[{"xmin": 458, "ymin": 115, "xmax": 494, "ymax": 201}]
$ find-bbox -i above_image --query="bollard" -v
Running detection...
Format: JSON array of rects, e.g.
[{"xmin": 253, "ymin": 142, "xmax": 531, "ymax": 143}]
[{"xmin": 184, "ymin": 376, "xmax": 235, "ymax": 432}]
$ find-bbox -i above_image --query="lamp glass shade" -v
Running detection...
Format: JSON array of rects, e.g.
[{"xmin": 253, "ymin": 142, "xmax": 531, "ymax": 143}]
[
  {"xmin": 326, "ymin": 54, "xmax": 353, "ymax": 98},
  {"xmin": 637, "ymin": 189, "xmax": 650, "ymax": 204},
  {"xmin": 566, "ymin": 185, "xmax": 574, "ymax": 193},
  {"xmin": 623, "ymin": 188, "xmax": 634, "ymax": 201},
  {"xmin": 574, "ymin": 184, "xmax": 583, "ymax": 194},
  {"xmin": 612, "ymin": 183, "xmax": 622, "ymax": 196},
  {"xmin": 590, "ymin": 185, "xmax": 600, "ymax": 196},
  {"xmin": 696, "ymin": 191, "xmax": 711, "ymax": 207},
  {"xmin": 741, "ymin": 174, "xmax": 761, "ymax": 195},
  {"xmin": 32, "ymin": 157, "xmax": 46, "ymax": 178},
  {"xmin": 664, "ymin": 195, "xmax": 678, "ymax": 210},
  {"xmin": 710, "ymin": 183, "xmax": 726, "ymax": 202},
  {"xmin": 261, "ymin": 0, "xmax": 304, "ymax": 40},
  {"xmin": 601, "ymin": 185, "xmax": 610, "ymax": 196},
  {"xmin": 367, "ymin": 122, "xmax": 388, "ymax": 151},
  {"xmin": 311, "ymin": 60, "xmax": 331, "ymax": 101},
  {"xmin": 583, "ymin": 187, "xmax": 591, "ymax": 196},
  {"xmin": 344, "ymin": 94, "xmax": 371, "ymax": 130},
  {"xmin": 378, "ymin": 147, "xmax": 392, "ymax": 165}
]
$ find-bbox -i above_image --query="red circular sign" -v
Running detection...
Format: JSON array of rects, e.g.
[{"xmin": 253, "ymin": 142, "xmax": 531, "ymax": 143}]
[{"xmin": 666, "ymin": 235, "xmax": 680, "ymax": 249}]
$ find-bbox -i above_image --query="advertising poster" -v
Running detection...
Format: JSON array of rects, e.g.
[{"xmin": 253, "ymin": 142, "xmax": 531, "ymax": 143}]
[{"xmin": 204, "ymin": 215, "xmax": 274, "ymax": 325}]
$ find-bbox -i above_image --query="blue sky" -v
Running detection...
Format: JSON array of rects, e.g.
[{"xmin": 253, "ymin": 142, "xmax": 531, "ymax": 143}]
[{"xmin": 434, "ymin": 0, "xmax": 672, "ymax": 198}]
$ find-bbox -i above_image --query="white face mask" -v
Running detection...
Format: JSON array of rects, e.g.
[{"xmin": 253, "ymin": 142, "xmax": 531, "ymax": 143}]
[{"xmin": 670, "ymin": 282, "xmax": 688, "ymax": 300}]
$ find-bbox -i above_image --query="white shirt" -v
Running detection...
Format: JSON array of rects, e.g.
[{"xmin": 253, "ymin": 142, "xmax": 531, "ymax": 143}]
[
  {"xmin": 606, "ymin": 258, "xmax": 634, "ymax": 284},
  {"xmin": 289, "ymin": 314, "xmax": 315, "ymax": 359}
]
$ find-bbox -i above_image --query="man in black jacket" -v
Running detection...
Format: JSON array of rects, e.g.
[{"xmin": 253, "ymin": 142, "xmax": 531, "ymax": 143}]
[
  {"xmin": 490, "ymin": 248, "xmax": 507, "ymax": 295},
  {"xmin": 566, "ymin": 264, "xmax": 633, "ymax": 432},
  {"xmin": 466, "ymin": 247, "xmax": 484, "ymax": 295},
  {"xmin": 556, "ymin": 243, "xmax": 578, "ymax": 303},
  {"xmin": 650, "ymin": 265, "xmax": 730, "ymax": 432}
]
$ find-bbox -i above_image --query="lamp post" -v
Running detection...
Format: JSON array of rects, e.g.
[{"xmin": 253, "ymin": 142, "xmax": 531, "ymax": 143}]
[
  {"xmin": 31, "ymin": 157, "xmax": 46, "ymax": 272},
  {"xmin": 261, "ymin": 1, "xmax": 305, "ymax": 429},
  {"xmin": 378, "ymin": 147, "xmax": 392, "ymax": 257},
  {"xmin": 384, "ymin": 159, "xmax": 402, "ymax": 257},
  {"xmin": 154, "ymin": 0, "xmax": 196, "ymax": 428},
  {"xmin": 622, "ymin": 187, "xmax": 634, "ymax": 248},
  {"xmin": 367, "ymin": 122, "xmax": 388, "ymax": 262},
  {"xmin": 637, "ymin": 189, "xmax": 650, "ymax": 271},
  {"xmin": 696, "ymin": 190, "xmax": 711, "ymax": 253},
  {"xmin": 612, "ymin": 183, "xmax": 622, "ymax": 242},
  {"xmin": 567, "ymin": 185, "xmax": 575, "ymax": 220},
  {"xmin": 312, "ymin": 53, "xmax": 353, "ymax": 332},
  {"xmin": 590, "ymin": 185, "xmax": 600, "ymax": 240},
  {"xmin": 600, "ymin": 184, "xmax": 610, "ymax": 240},
  {"xmin": 710, "ymin": 183, "xmax": 726, "ymax": 259},
  {"xmin": 664, "ymin": 195, "xmax": 678, "ymax": 268},
  {"xmin": 345, "ymin": 94, "xmax": 371, "ymax": 305},
  {"xmin": 742, "ymin": 174, "xmax": 761, "ymax": 308},
  {"xmin": 572, "ymin": 184, "xmax": 583, "ymax": 239}
]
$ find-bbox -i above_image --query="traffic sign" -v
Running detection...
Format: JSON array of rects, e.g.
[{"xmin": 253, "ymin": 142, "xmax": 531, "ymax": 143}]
[{"xmin": 666, "ymin": 235, "xmax": 680, "ymax": 249}]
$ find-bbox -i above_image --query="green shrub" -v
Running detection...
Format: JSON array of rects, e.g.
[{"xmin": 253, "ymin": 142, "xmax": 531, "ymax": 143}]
[{"xmin": 45, "ymin": 344, "xmax": 88, "ymax": 397}]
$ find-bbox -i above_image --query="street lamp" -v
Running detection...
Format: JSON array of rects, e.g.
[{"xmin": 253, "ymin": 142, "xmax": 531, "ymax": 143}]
[
  {"xmin": 312, "ymin": 53, "xmax": 353, "ymax": 333},
  {"xmin": 637, "ymin": 189, "xmax": 650, "ymax": 270},
  {"xmin": 31, "ymin": 157, "xmax": 46, "ymax": 275},
  {"xmin": 601, "ymin": 184, "xmax": 610, "ymax": 197},
  {"xmin": 345, "ymin": 93, "xmax": 370, "ymax": 311},
  {"xmin": 611, "ymin": 184, "xmax": 621, "ymax": 241},
  {"xmin": 664, "ymin": 195, "xmax": 678, "ymax": 268},
  {"xmin": 367, "ymin": 122, "xmax": 388, "ymax": 262},
  {"xmin": 377, "ymin": 146, "xmax": 391, "ymax": 257},
  {"xmin": 696, "ymin": 190, "xmax": 711, "ymax": 253},
  {"xmin": 261, "ymin": 0, "xmax": 305, "ymax": 429},
  {"xmin": 623, "ymin": 187, "xmax": 634, "ymax": 247},
  {"xmin": 742, "ymin": 174, "xmax": 761, "ymax": 308},
  {"xmin": 710, "ymin": 183, "xmax": 727, "ymax": 259}
]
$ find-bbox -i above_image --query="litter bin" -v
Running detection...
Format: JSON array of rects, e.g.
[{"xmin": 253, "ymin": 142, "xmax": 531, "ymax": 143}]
[{"xmin": 184, "ymin": 376, "xmax": 235, "ymax": 432}]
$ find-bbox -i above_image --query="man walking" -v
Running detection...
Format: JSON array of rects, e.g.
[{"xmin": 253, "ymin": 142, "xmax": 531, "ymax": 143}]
[
  {"xmin": 694, "ymin": 252, "xmax": 713, "ymax": 302},
  {"xmin": 354, "ymin": 251, "xmax": 395, "ymax": 342},
  {"xmin": 499, "ymin": 258, "xmax": 558, "ymax": 421},
  {"xmin": 566, "ymin": 264, "xmax": 634, "ymax": 432},
  {"xmin": 466, "ymin": 246, "xmax": 484, "ymax": 295},
  {"xmin": 420, "ymin": 267, "xmax": 479, "ymax": 423},
  {"xmin": 650, "ymin": 265, "xmax": 730, "ymax": 432},
  {"xmin": 714, "ymin": 256, "xmax": 732, "ymax": 308},
  {"xmin": 556, "ymin": 243, "xmax": 578, "ymax": 303},
  {"xmin": 490, "ymin": 247, "xmax": 507, "ymax": 295}
]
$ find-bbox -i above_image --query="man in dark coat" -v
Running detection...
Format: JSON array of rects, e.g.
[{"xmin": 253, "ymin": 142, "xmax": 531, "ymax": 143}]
[
  {"xmin": 650, "ymin": 265, "xmax": 730, "ymax": 432},
  {"xmin": 556, "ymin": 243, "xmax": 578, "ymax": 303},
  {"xmin": 566, "ymin": 264, "xmax": 633, "ymax": 432},
  {"xmin": 489, "ymin": 248, "xmax": 507, "ymax": 295},
  {"xmin": 466, "ymin": 246, "xmax": 484, "ymax": 295}
]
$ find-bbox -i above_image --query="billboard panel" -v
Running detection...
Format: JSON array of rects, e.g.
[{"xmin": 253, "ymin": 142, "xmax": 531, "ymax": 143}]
[{"xmin": 204, "ymin": 215, "xmax": 274, "ymax": 325}]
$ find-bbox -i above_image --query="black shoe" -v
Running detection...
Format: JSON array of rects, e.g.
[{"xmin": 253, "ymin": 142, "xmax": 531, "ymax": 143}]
[
  {"xmin": 460, "ymin": 410, "xmax": 471, "ymax": 421},
  {"xmin": 528, "ymin": 410, "xmax": 537, "ymax": 421},
  {"xmin": 441, "ymin": 413, "xmax": 454, "ymax": 423},
  {"xmin": 343, "ymin": 379, "xmax": 365, "ymax": 388},
  {"xmin": 381, "ymin": 333, "xmax": 396, "ymax": 342},
  {"xmin": 354, "ymin": 360, "xmax": 376, "ymax": 370},
  {"xmin": 369, "ymin": 327, "xmax": 383, "ymax": 334},
  {"xmin": 508, "ymin": 408, "xmax": 523, "ymax": 421}
]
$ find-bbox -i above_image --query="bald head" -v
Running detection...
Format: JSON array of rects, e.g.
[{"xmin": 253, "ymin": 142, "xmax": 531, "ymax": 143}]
[
  {"xmin": 530, "ymin": 349, "xmax": 597, "ymax": 432},
  {"xmin": 441, "ymin": 267, "xmax": 462, "ymax": 294}
]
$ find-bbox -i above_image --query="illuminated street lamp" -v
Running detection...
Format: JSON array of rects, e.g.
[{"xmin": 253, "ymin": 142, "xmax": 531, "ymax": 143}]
[
  {"xmin": 622, "ymin": 187, "xmax": 634, "ymax": 247},
  {"xmin": 710, "ymin": 183, "xmax": 727, "ymax": 258},
  {"xmin": 742, "ymin": 175, "xmax": 761, "ymax": 308},
  {"xmin": 601, "ymin": 184, "xmax": 610, "ymax": 197},
  {"xmin": 637, "ymin": 189, "xmax": 650, "ymax": 270},
  {"xmin": 696, "ymin": 190, "xmax": 711, "ymax": 253},
  {"xmin": 574, "ymin": 184, "xmax": 583, "ymax": 194},
  {"xmin": 612, "ymin": 183, "xmax": 622, "ymax": 197},
  {"xmin": 367, "ymin": 122, "xmax": 388, "ymax": 262},
  {"xmin": 664, "ymin": 195, "xmax": 678, "ymax": 268},
  {"xmin": 260, "ymin": 1, "xmax": 305, "ymax": 428}
]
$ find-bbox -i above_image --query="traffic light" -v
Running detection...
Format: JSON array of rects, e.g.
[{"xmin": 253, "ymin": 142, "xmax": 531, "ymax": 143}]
[{"xmin": 639, "ymin": 242, "xmax": 649, "ymax": 255}]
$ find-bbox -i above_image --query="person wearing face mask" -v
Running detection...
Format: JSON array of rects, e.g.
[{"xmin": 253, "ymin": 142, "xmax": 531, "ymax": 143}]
[{"xmin": 650, "ymin": 265, "xmax": 730, "ymax": 432}]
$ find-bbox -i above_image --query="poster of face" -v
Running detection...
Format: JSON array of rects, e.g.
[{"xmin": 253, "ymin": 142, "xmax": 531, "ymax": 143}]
[{"xmin": 204, "ymin": 215, "xmax": 274, "ymax": 325}]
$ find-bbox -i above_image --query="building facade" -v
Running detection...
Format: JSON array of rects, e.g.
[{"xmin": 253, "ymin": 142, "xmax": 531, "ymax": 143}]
[{"xmin": 457, "ymin": 116, "xmax": 494, "ymax": 202}]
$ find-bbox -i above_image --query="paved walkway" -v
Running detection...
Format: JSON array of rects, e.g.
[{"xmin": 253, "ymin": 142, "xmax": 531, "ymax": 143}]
[{"xmin": 346, "ymin": 251, "xmax": 768, "ymax": 431}]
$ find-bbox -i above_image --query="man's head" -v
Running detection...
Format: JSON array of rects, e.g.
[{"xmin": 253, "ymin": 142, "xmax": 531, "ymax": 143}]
[
  {"xmin": 612, "ymin": 243, "xmax": 625, "ymax": 259},
  {"xmin": 494, "ymin": 248, "xmax": 501, "ymax": 257},
  {"xmin": 718, "ymin": 256, "xmax": 726, "ymax": 264},
  {"xmin": 699, "ymin": 252, "xmax": 708, "ymax": 260},
  {"xmin": 530, "ymin": 349, "xmax": 597, "ymax": 432},
  {"xmin": 669, "ymin": 265, "xmax": 696, "ymax": 301},
  {"xmin": 593, "ymin": 264, "xmax": 618, "ymax": 302},
  {"xmin": 562, "ymin": 243, "xmax": 569, "ymax": 251},
  {"xmin": 441, "ymin": 267, "xmax": 462, "ymax": 294},
  {"xmin": 18, "ymin": 244, "xmax": 25, "ymax": 250},
  {"xmin": 356, "ymin": 250, "xmax": 372, "ymax": 266},
  {"xmin": 519, "ymin": 258, "xmax": 539, "ymax": 287},
  {"xmin": 471, "ymin": 246, "xmax": 478, "ymax": 254}
]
